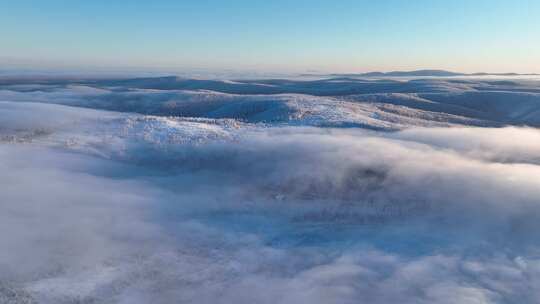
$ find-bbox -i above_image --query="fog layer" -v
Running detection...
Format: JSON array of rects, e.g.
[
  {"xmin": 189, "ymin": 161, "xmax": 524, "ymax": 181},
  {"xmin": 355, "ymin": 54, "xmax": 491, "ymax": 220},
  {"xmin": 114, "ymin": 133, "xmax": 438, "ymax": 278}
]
[{"xmin": 1, "ymin": 78, "xmax": 540, "ymax": 303}]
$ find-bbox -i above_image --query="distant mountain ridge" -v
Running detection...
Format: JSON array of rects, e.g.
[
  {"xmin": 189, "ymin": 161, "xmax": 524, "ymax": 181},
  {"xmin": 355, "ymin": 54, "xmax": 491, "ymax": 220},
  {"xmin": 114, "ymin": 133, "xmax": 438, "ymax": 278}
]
[{"xmin": 304, "ymin": 69, "xmax": 539, "ymax": 77}]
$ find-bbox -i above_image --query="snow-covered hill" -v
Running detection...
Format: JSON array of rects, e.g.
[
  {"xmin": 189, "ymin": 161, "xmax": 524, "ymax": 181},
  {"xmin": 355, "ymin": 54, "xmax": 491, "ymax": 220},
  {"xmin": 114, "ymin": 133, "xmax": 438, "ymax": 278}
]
[{"xmin": 2, "ymin": 77, "xmax": 540, "ymax": 130}]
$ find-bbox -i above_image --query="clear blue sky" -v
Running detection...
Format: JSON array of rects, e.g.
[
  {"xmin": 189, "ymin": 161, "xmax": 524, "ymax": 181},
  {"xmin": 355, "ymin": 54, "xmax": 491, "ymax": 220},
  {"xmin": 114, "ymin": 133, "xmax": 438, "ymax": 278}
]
[{"xmin": 1, "ymin": 0, "xmax": 539, "ymax": 73}]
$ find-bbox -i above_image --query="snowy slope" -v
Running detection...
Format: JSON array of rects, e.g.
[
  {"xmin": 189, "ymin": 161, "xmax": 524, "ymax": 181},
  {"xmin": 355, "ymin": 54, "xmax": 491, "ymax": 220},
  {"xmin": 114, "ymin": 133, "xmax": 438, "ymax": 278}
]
[{"xmin": 2, "ymin": 77, "xmax": 540, "ymax": 131}]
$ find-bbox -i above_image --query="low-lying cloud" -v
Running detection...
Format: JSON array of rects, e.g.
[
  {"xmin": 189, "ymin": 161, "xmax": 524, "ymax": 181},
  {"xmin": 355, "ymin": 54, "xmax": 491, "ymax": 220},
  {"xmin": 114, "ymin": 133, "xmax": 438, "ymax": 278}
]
[{"xmin": 1, "ymin": 82, "xmax": 540, "ymax": 303}]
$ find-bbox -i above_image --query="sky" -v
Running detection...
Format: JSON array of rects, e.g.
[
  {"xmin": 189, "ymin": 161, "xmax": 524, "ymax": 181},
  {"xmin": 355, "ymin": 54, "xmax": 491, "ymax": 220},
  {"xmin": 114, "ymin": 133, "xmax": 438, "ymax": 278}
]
[{"xmin": 0, "ymin": 0, "xmax": 539, "ymax": 74}]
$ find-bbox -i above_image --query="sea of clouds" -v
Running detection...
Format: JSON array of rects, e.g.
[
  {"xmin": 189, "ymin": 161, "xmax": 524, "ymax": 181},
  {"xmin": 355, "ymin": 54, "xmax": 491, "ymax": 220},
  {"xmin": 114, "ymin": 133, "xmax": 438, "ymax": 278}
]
[{"xmin": 1, "ymin": 78, "xmax": 540, "ymax": 303}]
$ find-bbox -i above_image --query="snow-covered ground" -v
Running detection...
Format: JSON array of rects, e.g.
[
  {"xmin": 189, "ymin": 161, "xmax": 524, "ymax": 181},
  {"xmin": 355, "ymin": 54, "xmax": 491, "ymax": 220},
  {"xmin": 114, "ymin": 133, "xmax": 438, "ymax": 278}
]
[{"xmin": 1, "ymin": 76, "xmax": 540, "ymax": 303}]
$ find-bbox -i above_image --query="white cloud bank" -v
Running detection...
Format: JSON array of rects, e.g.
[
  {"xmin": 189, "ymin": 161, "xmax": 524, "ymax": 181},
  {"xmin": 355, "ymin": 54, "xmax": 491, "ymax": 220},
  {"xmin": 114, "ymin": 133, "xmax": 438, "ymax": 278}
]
[{"xmin": 1, "ymin": 80, "xmax": 540, "ymax": 303}]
